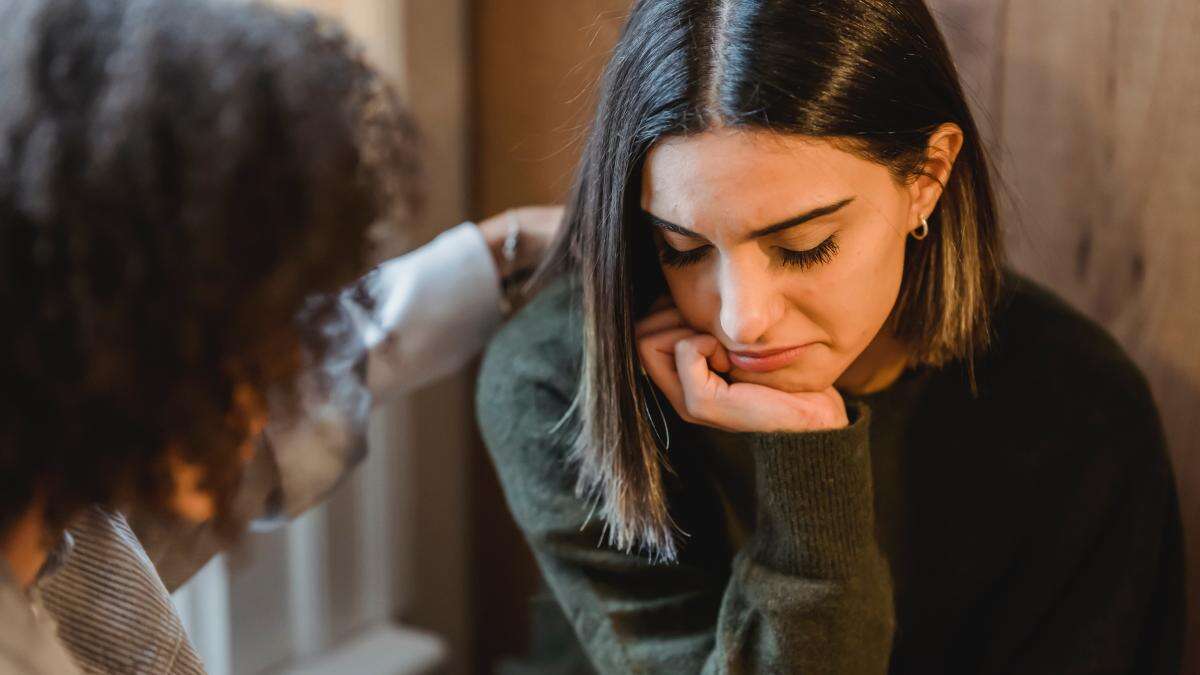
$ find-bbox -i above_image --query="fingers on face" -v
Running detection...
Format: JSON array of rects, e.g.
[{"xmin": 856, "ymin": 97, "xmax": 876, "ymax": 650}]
[
  {"xmin": 634, "ymin": 306, "xmax": 686, "ymax": 338},
  {"xmin": 649, "ymin": 294, "xmax": 674, "ymax": 312},
  {"xmin": 709, "ymin": 343, "xmax": 731, "ymax": 373},
  {"xmin": 636, "ymin": 326, "xmax": 695, "ymax": 414},
  {"xmin": 674, "ymin": 335, "xmax": 728, "ymax": 423},
  {"xmin": 637, "ymin": 327, "xmax": 694, "ymax": 406},
  {"xmin": 635, "ymin": 315, "xmax": 735, "ymax": 427}
]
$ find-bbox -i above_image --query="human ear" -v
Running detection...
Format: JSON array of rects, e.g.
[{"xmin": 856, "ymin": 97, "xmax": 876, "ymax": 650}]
[{"xmin": 908, "ymin": 123, "xmax": 964, "ymax": 230}]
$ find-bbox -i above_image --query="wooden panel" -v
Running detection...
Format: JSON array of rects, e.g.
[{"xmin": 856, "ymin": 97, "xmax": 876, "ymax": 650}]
[
  {"xmin": 926, "ymin": 0, "xmax": 1010, "ymax": 150},
  {"xmin": 472, "ymin": 1, "xmax": 631, "ymax": 214},
  {"xmin": 933, "ymin": 0, "xmax": 1200, "ymax": 670}
]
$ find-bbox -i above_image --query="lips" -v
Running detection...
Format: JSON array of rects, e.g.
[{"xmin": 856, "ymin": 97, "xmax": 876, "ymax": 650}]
[{"xmin": 728, "ymin": 344, "xmax": 814, "ymax": 373}]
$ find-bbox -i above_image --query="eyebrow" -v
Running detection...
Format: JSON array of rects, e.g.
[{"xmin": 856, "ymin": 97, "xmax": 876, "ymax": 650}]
[{"xmin": 643, "ymin": 197, "xmax": 856, "ymax": 240}]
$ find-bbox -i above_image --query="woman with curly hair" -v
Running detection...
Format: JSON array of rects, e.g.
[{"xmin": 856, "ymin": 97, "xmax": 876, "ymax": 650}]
[
  {"xmin": 0, "ymin": 0, "xmax": 559, "ymax": 671},
  {"xmin": 477, "ymin": 0, "xmax": 1184, "ymax": 672}
]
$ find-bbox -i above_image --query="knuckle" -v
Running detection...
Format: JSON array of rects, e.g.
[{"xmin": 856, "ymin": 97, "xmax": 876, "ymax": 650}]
[{"xmin": 673, "ymin": 339, "xmax": 693, "ymax": 358}]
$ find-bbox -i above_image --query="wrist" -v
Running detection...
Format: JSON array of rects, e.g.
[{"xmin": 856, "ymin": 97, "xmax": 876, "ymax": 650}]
[
  {"xmin": 780, "ymin": 405, "xmax": 850, "ymax": 432},
  {"xmin": 797, "ymin": 387, "xmax": 850, "ymax": 430},
  {"xmin": 749, "ymin": 403, "xmax": 877, "ymax": 577},
  {"xmin": 476, "ymin": 211, "xmax": 517, "ymax": 281},
  {"xmin": 476, "ymin": 211, "xmax": 524, "ymax": 315}
]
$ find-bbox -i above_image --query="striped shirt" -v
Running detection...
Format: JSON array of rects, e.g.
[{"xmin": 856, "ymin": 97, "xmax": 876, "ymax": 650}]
[{"xmin": 39, "ymin": 509, "xmax": 206, "ymax": 675}]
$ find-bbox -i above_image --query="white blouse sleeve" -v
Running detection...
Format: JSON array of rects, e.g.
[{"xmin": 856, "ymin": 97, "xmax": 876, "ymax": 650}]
[
  {"xmin": 361, "ymin": 221, "xmax": 505, "ymax": 400},
  {"xmin": 265, "ymin": 221, "xmax": 505, "ymax": 518}
]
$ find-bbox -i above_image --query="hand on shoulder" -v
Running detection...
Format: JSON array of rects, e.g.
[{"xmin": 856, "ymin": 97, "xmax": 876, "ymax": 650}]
[{"xmin": 476, "ymin": 206, "xmax": 564, "ymax": 282}]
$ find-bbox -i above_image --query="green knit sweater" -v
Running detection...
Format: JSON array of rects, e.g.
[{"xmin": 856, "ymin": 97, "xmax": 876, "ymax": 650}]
[{"xmin": 476, "ymin": 273, "xmax": 1183, "ymax": 674}]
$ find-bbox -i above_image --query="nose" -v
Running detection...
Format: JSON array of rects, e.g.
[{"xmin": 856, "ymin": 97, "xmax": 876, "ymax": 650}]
[{"xmin": 717, "ymin": 257, "xmax": 781, "ymax": 346}]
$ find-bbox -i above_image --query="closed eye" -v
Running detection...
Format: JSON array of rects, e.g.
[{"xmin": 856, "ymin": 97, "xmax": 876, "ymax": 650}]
[
  {"xmin": 776, "ymin": 235, "xmax": 839, "ymax": 270},
  {"xmin": 659, "ymin": 236, "xmax": 839, "ymax": 269},
  {"xmin": 658, "ymin": 241, "xmax": 711, "ymax": 268}
]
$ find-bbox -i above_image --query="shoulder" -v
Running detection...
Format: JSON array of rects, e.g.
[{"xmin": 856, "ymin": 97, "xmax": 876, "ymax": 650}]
[
  {"xmin": 986, "ymin": 273, "xmax": 1153, "ymax": 407},
  {"xmin": 989, "ymin": 273, "xmax": 1134, "ymax": 375},
  {"xmin": 974, "ymin": 271, "xmax": 1166, "ymax": 467},
  {"xmin": 478, "ymin": 275, "xmax": 582, "ymax": 408},
  {"xmin": 475, "ymin": 276, "xmax": 584, "ymax": 501}
]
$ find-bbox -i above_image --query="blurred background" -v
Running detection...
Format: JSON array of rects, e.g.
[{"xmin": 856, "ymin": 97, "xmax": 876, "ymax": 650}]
[{"xmin": 170, "ymin": 0, "xmax": 1200, "ymax": 673}]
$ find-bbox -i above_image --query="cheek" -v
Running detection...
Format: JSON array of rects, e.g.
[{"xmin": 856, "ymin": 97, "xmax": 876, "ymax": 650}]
[
  {"xmin": 799, "ymin": 224, "xmax": 907, "ymax": 347},
  {"xmin": 662, "ymin": 267, "xmax": 718, "ymax": 331}
]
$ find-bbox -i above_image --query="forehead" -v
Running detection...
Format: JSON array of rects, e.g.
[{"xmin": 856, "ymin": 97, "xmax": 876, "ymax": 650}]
[{"xmin": 641, "ymin": 128, "xmax": 887, "ymax": 227}]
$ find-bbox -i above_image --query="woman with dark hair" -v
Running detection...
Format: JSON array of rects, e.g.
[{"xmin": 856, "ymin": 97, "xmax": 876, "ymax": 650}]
[
  {"xmin": 477, "ymin": 0, "xmax": 1184, "ymax": 672},
  {"xmin": 0, "ymin": 0, "xmax": 559, "ymax": 671}
]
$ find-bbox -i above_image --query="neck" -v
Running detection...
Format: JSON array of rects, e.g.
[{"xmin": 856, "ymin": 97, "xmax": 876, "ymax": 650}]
[
  {"xmin": 1, "ymin": 500, "xmax": 50, "ymax": 590},
  {"xmin": 836, "ymin": 329, "xmax": 910, "ymax": 395}
]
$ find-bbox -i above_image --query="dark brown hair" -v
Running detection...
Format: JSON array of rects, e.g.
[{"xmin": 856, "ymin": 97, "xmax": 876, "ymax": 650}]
[
  {"xmin": 0, "ymin": 0, "xmax": 419, "ymax": 538},
  {"xmin": 537, "ymin": 0, "xmax": 1003, "ymax": 559}
]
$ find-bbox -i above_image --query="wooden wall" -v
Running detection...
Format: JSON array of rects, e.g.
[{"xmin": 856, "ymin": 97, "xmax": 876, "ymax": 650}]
[
  {"xmin": 929, "ymin": 1, "xmax": 1200, "ymax": 669},
  {"xmin": 470, "ymin": 0, "xmax": 1200, "ymax": 670}
]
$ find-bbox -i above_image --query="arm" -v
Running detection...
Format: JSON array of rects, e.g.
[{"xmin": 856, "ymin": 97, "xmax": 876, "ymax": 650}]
[
  {"xmin": 476, "ymin": 312, "xmax": 895, "ymax": 673},
  {"xmin": 361, "ymin": 221, "xmax": 504, "ymax": 399},
  {"xmin": 363, "ymin": 206, "xmax": 561, "ymax": 399}
]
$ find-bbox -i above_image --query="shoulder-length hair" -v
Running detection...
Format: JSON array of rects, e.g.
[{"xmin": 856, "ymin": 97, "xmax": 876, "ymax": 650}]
[{"xmin": 536, "ymin": 0, "xmax": 1003, "ymax": 560}]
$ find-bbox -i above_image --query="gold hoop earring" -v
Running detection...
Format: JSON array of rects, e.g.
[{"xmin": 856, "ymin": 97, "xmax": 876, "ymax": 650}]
[{"xmin": 911, "ymin": 216, "xmax": 930, "ymax": 241}]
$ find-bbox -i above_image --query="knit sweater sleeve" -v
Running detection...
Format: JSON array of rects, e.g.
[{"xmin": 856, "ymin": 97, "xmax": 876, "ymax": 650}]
[{"xmin": 476, "ymin": 292, "xmax": 895, "ymax": 674}]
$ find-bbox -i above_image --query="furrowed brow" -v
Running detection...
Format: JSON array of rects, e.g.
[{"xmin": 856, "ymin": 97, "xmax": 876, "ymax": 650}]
[
  {"xmin": 643, "ymin": 212, "xmax": 704, "ymax": 239},
  {"xmin": 641, "ymin": 196, "xmax": 854, "ymax": 241},
  {"xmin": 747, "ymin": 197, "xmax": 855, "ymax": 239}
]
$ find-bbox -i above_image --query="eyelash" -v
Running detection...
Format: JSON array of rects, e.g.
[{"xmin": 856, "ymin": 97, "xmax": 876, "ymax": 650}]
[
  {"xmin": 657, "ymin": 244, "xmax": 710, "ymax": 268},
  {"xmin": 779, "ymin": 235, "xmax": 840, "ymax": 269},
  {"xmin": 658, "ymin": 235, "xmax": 840, "ymax": 270}
]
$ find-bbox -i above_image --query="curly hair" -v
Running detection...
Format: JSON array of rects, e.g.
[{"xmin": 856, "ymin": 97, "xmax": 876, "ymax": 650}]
[{"xmin": 0, "ymin": 0, "xmax": 419, "ymax": 539}]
